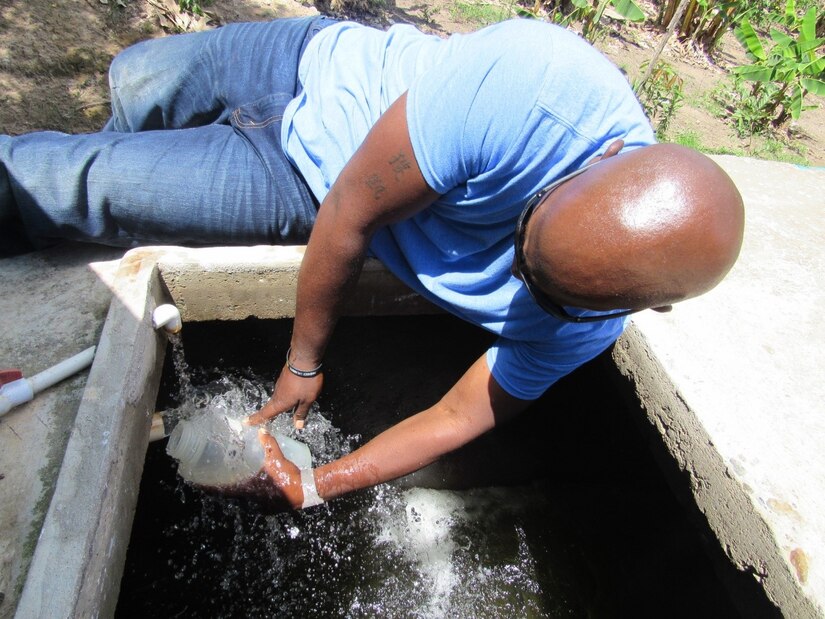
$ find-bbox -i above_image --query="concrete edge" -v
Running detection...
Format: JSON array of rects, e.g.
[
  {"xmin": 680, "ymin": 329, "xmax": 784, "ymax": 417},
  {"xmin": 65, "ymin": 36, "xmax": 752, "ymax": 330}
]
[
  {"xmin": 152, "ymin": 245, "xmax": 441, "ymax": 322},
  {"xmin": 611, "ymin": 324, "xmax": 820, "ymax": 619},
  {"xmin": 15, "ymin": 251, "xmax": 167, "ymax": 618},
  {"xmin": 13, "ymin": 244, "xmax": 442, "ymax": 618}
]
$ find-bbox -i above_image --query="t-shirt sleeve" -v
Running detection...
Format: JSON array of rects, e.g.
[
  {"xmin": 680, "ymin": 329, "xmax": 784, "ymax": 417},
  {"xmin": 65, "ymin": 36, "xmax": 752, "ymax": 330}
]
[{"xmin": 486, "ymin": 317, "xmax": 629, "ymax": 401}]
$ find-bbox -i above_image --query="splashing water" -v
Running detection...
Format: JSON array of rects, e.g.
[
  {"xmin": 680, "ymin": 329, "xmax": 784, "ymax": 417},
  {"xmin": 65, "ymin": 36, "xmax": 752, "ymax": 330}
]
[
  {"xmin": 120, "ymin": 317, "xmax": 744, "ymax": 617},
  {"xmin": 168, "ymin": 333, "xmax": 193, "ymax": 401},
  {"xmin": 127, "ymin": 367, "xmax": 577, "ymax": 618}
]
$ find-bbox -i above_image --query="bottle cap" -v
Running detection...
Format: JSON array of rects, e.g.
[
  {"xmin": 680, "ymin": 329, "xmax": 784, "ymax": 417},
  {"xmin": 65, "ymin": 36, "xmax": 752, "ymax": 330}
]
[{"xmin": 166, "ymin": 420, "xmax": 207, "ymax": 464}]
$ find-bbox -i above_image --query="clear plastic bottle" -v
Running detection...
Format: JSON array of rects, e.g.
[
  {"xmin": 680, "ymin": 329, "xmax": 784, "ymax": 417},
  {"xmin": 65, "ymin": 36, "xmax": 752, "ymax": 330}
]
[{"xmin": 166, "ymin": 411, "xmax": 312, "ymax": 488}]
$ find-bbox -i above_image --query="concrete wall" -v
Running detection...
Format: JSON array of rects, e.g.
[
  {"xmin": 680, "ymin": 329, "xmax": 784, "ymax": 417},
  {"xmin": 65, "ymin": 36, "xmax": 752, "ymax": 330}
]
[{"xmin": 13, "ymin": 245, "xmax": 442, "ymax": 618}]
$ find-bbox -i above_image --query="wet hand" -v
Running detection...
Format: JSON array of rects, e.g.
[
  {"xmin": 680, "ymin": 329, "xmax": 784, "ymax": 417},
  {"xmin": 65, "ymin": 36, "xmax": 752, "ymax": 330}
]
[
  {"xmin": 245, "ymin": 364, "xmax": 323, "ymax": 429},
  {"xmin": 258, "ymin": 429, "xmax": 304, "ymax": 510}
]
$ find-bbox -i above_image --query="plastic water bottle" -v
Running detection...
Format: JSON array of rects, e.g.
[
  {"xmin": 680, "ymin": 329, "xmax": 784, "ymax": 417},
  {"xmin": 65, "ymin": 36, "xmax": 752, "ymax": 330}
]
[{"xmin": 166, "ymin": 411, "xmax": 312, "ymax": 488}]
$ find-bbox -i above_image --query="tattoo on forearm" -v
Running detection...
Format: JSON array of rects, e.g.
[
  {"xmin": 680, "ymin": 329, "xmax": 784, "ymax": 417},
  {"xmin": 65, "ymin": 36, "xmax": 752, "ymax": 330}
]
[
  {"xmin": 365, "ymin": 174, "xmax": 386, "ymax": 201},
  {"xmin": 389, "ymin": 153, "xmax": 412, "ymax": 181}
]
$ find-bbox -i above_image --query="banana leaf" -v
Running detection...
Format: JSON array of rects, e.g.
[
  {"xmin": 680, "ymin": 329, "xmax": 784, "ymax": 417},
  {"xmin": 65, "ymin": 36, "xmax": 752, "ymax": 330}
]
[
  {"xmin": 611, "ymin": 0, "xmax": 646, "ymax": 22},
  {"xmin": 789, "ymin": 87, "xmax": 803, "ymax": 120},
  {"xmin": 733, "ymin": 64, "xmax": 775, "ymax": 82},
  {"xmin": 801, "ymin": 78, "xmax": 825, "ymax": 96},
  {"xmin": 735, "ymin": 21, "xmax": 767, "ymax": 61}
]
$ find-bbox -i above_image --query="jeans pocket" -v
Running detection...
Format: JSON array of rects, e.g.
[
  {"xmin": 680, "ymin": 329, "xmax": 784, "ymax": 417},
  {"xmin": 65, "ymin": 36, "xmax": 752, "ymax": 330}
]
[
  {"xmin": 229, "ymin": 91, "xmax": 318, "ymax": 243},
  {"xmin": 230, "ymin": 92, "xmax": 294, "ymax": 176},
  {"xmin": 231, "ymin": 92, "xmax": 293, "ymax": 129}
]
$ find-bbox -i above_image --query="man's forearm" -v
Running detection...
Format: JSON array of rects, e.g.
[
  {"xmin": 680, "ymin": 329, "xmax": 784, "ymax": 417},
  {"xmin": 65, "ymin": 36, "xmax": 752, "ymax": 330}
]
[
  {"xmin": 289, "ymin": 187, "xmax": 371, "ymax": 368},
  {"xmin": 313, "ymin": 397, "xmax": 492, "ymax": 500},
  {"xmin": 311, "ymin": 355, "xmax": 529, "ymax": 501}
]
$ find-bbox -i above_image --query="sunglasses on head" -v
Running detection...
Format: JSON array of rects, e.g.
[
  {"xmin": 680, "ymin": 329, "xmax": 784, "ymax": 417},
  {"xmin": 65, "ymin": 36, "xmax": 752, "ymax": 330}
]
[{"xmin": 513, "ymin": 165, "xmax": 640, "ymax": 323}]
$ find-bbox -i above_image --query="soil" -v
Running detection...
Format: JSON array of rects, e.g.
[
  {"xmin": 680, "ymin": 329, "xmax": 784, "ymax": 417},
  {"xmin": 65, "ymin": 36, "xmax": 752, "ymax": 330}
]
[{"xmin": 0, "ymin": 0, "xmax": 823, "ymax": 165}]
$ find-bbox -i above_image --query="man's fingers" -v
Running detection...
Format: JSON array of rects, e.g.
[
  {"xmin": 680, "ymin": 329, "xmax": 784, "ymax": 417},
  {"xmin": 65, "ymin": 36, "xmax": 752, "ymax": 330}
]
[
  {"xmin": 588, "ymin": 138, "xmax": 624, "ymax": 165},
  {"xmin": 245, "ymin": 399, "xmax": 291, "ymax": 426},
  {"xmin": 245, "ymin": 409, "xmax": 267, "ymax": 426},
  {"xmin": 258, "ymin": 428, "xmax": 282, "ymax": 457},
  {"xmin": 293, "ymin": 405, "xmax": 309, "ymax": 430},
  {"xmin": 604, "ymin": 138, "xmax": 624, "ymax": 158}
]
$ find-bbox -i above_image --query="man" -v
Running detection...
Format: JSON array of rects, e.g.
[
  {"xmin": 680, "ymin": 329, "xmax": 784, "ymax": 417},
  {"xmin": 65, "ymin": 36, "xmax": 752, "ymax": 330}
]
[{"xmin": 0, "ymin": 16, "xmax": 744, "ymax": 509}]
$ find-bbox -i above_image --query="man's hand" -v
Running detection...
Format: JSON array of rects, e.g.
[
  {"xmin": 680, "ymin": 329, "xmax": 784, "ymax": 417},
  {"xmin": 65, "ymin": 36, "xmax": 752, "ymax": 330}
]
[
  {"xmin": 246, "ymin": 364, "xmax": 323, "ymax": 429},
  {"xmin": 258, "ymin": 429, "xmax": 305, "ymax": 510}
]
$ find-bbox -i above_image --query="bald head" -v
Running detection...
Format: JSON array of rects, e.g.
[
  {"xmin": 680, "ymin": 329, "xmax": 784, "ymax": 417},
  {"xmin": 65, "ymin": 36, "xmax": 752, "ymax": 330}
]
[{"xmin": 525, "ymin": 144, "xmax": 744, "ymax": 311}]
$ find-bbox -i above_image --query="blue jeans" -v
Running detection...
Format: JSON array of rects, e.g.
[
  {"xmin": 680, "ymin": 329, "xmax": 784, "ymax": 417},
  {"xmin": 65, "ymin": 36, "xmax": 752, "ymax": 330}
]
[{"xmin": 0, "ymin": 17, "xmax": 336, "ymax": 254}]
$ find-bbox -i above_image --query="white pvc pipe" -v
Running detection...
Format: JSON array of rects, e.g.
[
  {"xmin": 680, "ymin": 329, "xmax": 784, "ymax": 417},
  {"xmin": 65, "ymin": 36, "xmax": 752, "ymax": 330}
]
[
  {"xmin": 148, "ymin": 413, "xmax": 168, "ymax": 443},
  {"xmin": 0, "ymin": 346, "xmax": 96, "ymax": 417},
  {"xmin": 152, "ymin": 304, "xmax": 182, "ymax": 334},
  {"xmin": 28, "ymin": 346, "xmax": 97, "ymax": 394}
]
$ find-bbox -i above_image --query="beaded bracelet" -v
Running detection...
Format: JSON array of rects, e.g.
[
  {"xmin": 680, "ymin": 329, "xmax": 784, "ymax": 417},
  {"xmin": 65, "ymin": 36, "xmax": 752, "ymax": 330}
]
[{"xmin": 286, "ymin": 347, "xmax": 323, "ymax": 378}]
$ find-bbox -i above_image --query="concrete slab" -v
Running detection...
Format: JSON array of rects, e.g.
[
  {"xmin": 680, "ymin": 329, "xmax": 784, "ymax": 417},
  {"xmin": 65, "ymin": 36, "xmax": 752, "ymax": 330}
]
[
  {"xmin": 0, "ymin": 244, "xmax": 123, "ymax": 619},
  {"xmin": 614, "ymin": 157, "xmax": 825, "ymax": 617}
]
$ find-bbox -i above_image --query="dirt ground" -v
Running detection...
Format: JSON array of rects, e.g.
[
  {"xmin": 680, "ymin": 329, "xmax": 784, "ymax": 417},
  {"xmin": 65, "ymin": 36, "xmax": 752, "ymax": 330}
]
[{"xmin": 0, "ymin": 0, "xmax": 823, "ymax": 165}]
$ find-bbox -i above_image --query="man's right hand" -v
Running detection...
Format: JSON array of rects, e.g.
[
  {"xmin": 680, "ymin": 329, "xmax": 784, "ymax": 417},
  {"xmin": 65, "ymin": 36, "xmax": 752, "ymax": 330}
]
[{"xmin": 245, "ymin": 364, "xmax": 323, "ymax": 429}]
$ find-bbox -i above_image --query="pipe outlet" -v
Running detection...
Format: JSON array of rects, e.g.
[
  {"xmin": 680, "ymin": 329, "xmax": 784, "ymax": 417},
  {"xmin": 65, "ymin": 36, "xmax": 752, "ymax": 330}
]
[{"xmin": 152, "ymin": 304, "xmax": 182, "ymax": 334}]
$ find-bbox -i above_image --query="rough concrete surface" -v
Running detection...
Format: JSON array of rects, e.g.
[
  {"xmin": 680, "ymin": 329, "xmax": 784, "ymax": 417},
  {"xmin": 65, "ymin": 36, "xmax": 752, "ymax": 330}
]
[
  {"xmin": 624, "ymin": 156, "xmax": 825, "ymax": 617},
  {"xmin": 13, "ymin": 245, "xmax": 440, "ymax": 618},
  {"xmin": 0, "ymin": 244, "xmax": 123, "ymax": 619},
  {"xmin": 151, "ymin": 245, "xmax": 440, "ymax": 322},
  {"xmin": 16, "ymin": 248, "xmax": 168, "ymax": 618}
]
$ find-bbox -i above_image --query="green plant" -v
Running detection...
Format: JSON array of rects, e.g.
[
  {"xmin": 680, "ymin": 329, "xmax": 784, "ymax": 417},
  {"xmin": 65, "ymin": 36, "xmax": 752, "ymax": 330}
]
[
  {"xmin": 582, "ymin": 0, "xmax": 646, "ymax": 40},
  {"xmin": 752, "ymin": 138, "xmax": 810, "ymax": 164},
  {"xmin": 519, "ymin": 0, "xmax": 593, "ymax": 27},
  {"xmin": 634, "ymin": 61, "xmax": 685, "ymax": 138},
  {"xmin": 419, "ymin": 5, "xmax": 436, "ymax": 23},
  {"xmin": 658, "ymin": 0, "xmax": 742, "ymax": 53},
  {"xmin": 178, "ymin": 0, "xmax": 206, "ymax": 15},
  {"xmin": 522, "ymin": 0, "xmax": 644, "ymax": 39},
  {"xmin": 451, "ymin": 0, "xmax": 517, "ymax": 24},
  {"xmin": 715, "ymin": 76, "xmax": 814, "ymax": 140},
  {"xmin": 669, "ymin": 130, "xmax": 809, "ymax": 165},
  {"xmin": 673, "ymin": 129, "xmax": 703, "ymax": 149},
  {"xmin": 732, "ymin": 0, "xmax": 825, "ymax": 132},
  {"xmin": 696, "ymin": 84, "xmax": 727, "ymax": 117}
]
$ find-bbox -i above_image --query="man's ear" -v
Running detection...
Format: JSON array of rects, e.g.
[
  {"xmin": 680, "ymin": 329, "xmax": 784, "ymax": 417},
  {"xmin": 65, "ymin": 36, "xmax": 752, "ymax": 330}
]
[{"xmin": 587, "ymin": 139, "xmax": 624, "ymax": 165}]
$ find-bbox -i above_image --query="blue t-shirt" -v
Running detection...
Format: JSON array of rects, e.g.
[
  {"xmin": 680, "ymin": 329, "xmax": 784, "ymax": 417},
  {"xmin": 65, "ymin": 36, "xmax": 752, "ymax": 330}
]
[{"xmin": 282, "ymin": 19, "xmax": 656, "ymax": 400}]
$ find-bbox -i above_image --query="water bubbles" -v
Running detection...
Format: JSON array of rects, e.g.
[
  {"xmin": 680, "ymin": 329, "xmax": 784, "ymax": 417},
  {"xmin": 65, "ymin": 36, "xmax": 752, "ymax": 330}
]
[{"xmin": 127, "ymin": 369, "xmax": 572, "ymax": 617}]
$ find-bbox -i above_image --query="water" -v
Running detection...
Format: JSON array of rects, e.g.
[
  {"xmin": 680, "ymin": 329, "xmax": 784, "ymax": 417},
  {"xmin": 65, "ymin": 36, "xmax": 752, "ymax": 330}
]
[
  {"xmin": 120, "ymin": 449, "xmax": 584, "ymax": 616},
  {"xmin": 116, "ymin": 316, "xmax": 743, "ymax": 618},
  {"xmin": 129, "ymin": 366, "xmax": 575, "ymax": 616},
  {"xmin": 164, "ymin": 332, "xmax": 353, "ymax": 468}
]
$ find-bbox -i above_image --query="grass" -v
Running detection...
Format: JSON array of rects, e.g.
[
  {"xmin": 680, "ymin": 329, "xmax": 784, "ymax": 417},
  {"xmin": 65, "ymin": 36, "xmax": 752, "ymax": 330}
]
[
  {"xmin": 694, "ymin": 87, "xmax": 727, "ymax": 119},
  {"xmin": 671, "ymin": 130, "xmax": 811, "ymax": 166},
  {"xmin": 449, "ymin": 0, "xmax": 516, "ymax": 25}
]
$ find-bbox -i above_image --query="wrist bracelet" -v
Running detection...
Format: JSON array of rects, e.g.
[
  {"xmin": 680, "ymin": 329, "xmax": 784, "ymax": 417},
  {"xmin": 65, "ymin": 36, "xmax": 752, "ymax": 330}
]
[
  {"xmin": 286, "ymin": 347, "xmax": 323, "ymax": 378},
  {"xmin": 300, "ymin": 468, "xmax": 324, "ymax": 509}
]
